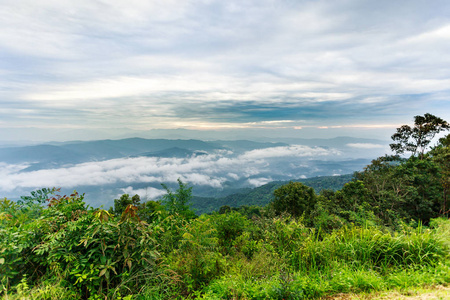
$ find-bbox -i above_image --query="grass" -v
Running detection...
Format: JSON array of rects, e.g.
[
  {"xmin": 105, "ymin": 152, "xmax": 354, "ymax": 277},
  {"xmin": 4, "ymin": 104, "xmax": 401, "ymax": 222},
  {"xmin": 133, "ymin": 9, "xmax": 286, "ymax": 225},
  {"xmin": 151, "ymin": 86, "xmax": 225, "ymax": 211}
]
[
  {"xmin": 323, "ymin": 285, "xmax": 450, "ymax": 299},
  {"xmin": 194, "ymin": 219, "xmax": 450, "ymax": 300},
  {"xmin": 196, "ymin": 262, "xmax": 450, "ymax": 300}
]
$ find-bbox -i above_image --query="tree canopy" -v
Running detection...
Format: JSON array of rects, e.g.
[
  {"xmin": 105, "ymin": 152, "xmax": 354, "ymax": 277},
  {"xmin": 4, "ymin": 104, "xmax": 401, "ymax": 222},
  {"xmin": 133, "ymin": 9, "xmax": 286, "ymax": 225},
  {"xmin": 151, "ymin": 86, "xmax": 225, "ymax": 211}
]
[
  {"xmin": 390, "ymin": 113, "xmax": 449, "ymax": 158},
  {"xmin": 271, "ymin": 181, "xmax": 316, "ymax": 218}
]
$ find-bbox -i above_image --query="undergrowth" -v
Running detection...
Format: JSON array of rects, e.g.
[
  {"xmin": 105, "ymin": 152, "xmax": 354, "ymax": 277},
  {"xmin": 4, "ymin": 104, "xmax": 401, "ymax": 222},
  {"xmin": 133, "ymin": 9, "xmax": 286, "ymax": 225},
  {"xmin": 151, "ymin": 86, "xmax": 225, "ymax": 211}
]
[{"xmin": 1, "ymin": 193, "xmax": 449, "ymax": 299}]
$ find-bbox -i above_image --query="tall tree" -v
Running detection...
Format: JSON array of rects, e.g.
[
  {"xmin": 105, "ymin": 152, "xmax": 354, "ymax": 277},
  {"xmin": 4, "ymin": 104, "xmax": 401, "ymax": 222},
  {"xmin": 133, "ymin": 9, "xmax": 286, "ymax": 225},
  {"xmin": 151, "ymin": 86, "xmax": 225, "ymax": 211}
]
[
  {"xmin": 430, "ymin": 134, "xmax": 450, "ymax": 216},
  {"xmin": 390, "ymin": 113, "xmax": 449, "ymax": 158},
  {"xmin": 110, "ymin": 193, "xmax": 141, "ymax": 216},
  {"xmin": 162, "ymin": 179, "xmax": 195, "ymax": 219},
  {"xmin": 271, "ymin": 181, "xmax": 316, "ymax": 218}
]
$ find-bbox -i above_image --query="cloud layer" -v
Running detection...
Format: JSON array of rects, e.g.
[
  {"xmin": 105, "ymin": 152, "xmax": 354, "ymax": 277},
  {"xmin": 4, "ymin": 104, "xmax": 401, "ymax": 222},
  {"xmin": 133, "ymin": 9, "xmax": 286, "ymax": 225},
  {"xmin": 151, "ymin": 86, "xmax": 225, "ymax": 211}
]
[
  {"xmin": 1, "ymin": 0, "xmax": 450, "ymax": 139},
  {"xmin": 0, "ymin": 145, "xmax": 339, "ymax": 194}
]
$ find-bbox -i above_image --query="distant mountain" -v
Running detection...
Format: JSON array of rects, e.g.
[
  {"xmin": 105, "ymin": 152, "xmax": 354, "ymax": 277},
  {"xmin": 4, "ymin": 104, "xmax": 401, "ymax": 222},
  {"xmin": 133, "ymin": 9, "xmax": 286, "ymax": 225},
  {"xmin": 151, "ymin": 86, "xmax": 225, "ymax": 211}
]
[
  {"xmin": 0, "ymin": 145, "xmax": 87, "ymax": 164},
  {"xmin": 209, "ymin": 140, "xmax": 288, "ymax": 153},
  {"xmin": 0, "ymin": 138, "xmax": 221, "ymax": 165},
  {"xmin": 134, "ymin": 147, "xmax": 207, "ymax": 158},
  {"xmin": 0, "ymin": 138, "xmax": 291, "ymax": 166},
  {"xmin": 268, "ymin": 136, "xmax": 386, "ymax": 147},
  {"xmin": 191, "ymin": 174, "xmax": 354, "ymax": 214},
  {"xmin": 58, "ymin": 138, "xmax": 221, "ymax": 159}
]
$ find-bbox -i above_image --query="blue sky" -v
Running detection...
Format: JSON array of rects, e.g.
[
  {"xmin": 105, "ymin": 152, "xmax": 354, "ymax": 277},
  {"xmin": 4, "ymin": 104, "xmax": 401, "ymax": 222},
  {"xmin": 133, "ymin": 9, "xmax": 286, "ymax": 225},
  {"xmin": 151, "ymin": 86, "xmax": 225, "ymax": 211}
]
[{"xmin": 1, "ymin": 0, "xmax": 450, "ymax": 141}]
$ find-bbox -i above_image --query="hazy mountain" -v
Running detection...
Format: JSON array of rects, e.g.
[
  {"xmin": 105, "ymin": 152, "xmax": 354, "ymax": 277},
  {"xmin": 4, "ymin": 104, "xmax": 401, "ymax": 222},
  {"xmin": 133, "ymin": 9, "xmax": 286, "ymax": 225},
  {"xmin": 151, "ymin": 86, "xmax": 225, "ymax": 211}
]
[
  {"xmin": 0, "ymin": 138, "xmax": 292, "ymax": 166},
  {"xmin": 0, "ymin": 126, "xmax": 394, "ymax": 144},
  {"xmin": 135, "ymin": 147, "xmax": 206, "ymax": 158},
  {"xmin": 268, "ymin": 136, "xmax": 385, "ymax": 147},
  {"xmin": 209, "ymin": 140, "xmax": 288, "ymax": 153},
  {"xmin": 57, "ymin": 138, "xmax": 221, "ymax": 157},
  {"xmin": 0, "ymin": 145, "xmax": 87, "ymax": 164}
]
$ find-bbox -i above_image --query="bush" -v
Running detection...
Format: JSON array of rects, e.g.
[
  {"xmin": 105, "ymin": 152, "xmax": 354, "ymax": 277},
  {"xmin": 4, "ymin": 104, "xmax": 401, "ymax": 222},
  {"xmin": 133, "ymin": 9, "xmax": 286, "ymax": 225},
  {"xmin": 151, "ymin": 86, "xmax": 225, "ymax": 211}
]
[{"xmin": 213, "ymin": 211, "xmax": 249, "ymax": 254}]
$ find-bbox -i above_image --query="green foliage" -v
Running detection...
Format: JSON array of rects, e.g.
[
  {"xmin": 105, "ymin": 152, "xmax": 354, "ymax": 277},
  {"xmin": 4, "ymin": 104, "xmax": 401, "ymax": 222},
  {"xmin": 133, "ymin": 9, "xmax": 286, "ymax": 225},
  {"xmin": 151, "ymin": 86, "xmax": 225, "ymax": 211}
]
[
  {"xmin": 429, "ymin": 135, "xmax": 450, "ymax": 217},
  {"xmin": 67, "ymin": 207, "xmax": 159, "ymax": 298},
  {"xmin": 162, "ymin": 179, "xmax": 196, "ymax": 219},
  {"xmin": 138, "ymin": 200, "xmax": 164, "ymax": 223},
  {"xmin": 390, "ymin": 113, "xmax": 449, "ymax": 157},
  {"xmin": 329, "ymin": 225, "xmax": 446, "ymax": 269},
  {"xmin": 232, "ymin": 205, "xmax": 266, "ymax": 219},
  {"xmin": 109, "ymin": 193, "xmax": 141, "ymax": 216},
  {"xmin": 438, "ymin": 133, "xmax": 450, "ymax": 147},
  {"xmin": 334, "ymin": 180, "xmax": 369, "ymax": 212},
  {"xmin": 1, "ymin": 190, "xmax": 162, "ymax": 299},
  {"xmin": 2, "ymin": 189, "xmax": 450, "ymax": 299},
  {"xmin": 262, "ymin": 216, "xmax": 311, "ymax": 258},
  {"xmin": 166, "ymin": 215, "xmax": 225, "ymax": 293},
  {"xmin": 271, "ymin": 181, "xmax": 317, "ymax": 219},
  {"xmin": 218, "ymin": 205, "xmax": 232, "ymax": 214},
  {"xmin": 355, "ymin": 153, "xmax": 444, "ymax": 225},
  {"xmin": 192, "ymin": 174, "xmax": 353, "ymax": 215},
  {"xmin": 1, "ymin": 191, "xmax": 88, "ymax": 293},
  {"xmin": 17, "ymin": 187, "xmax": 58, "ymax": 206},
  {"xmin": 213, "ymin": 211, "xmax": 249, "ymax": 254},
  {"xmin": 310, "ymin": 198, "xmax": 347, "ymax": 233}
]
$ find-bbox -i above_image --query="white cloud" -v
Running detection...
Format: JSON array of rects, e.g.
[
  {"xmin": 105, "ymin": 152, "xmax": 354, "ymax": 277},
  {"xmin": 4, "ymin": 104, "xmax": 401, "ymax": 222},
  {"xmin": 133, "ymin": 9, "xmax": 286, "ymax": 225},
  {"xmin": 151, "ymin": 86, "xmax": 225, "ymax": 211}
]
[
  {"xmin": 25, "ymin": 75, "xmax": 235, "ymax": 101},
  {"xmin": 403, "ymin": 24, "xmax": 450, "ymax": 44},
  {"xmin": 347, "ymin": 143, "xmax": 385, "ymax": 149},
  {"xmin": 0, "ymin": 163, "xmax": 29, "ymax": 176},
  {"xmin": 0, "ymin": 145, "xmax": 337, "ymax": 193},
  {"xmin": 240, "ymin": 145, "xmax": 340, "ymax": 160},
  {"xmin": 247, "ymin": 177, "xmax": 272, "ymax": 187},
  {"xmin": 227, "ymin": 173, "xmax": 240, "ymax": 180},
  {"xmin": 120, "ymin": 186, "xmax": 166, "ymax": 201}
]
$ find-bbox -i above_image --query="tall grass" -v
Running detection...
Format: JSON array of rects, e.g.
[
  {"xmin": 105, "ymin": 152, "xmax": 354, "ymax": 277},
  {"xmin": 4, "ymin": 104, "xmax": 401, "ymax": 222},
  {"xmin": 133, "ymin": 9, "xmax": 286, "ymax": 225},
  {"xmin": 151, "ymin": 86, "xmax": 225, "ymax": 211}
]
[
  {"xmin": 287, "ymin": 222, "xmax": 448, "ymax": 273},
  {"xmin": 3, "ymin": 214, "xmax": 449, "ymax": 300},
  {"xmin": 198, "ymin": 218, "xmax": 450, "ymax": 300}
]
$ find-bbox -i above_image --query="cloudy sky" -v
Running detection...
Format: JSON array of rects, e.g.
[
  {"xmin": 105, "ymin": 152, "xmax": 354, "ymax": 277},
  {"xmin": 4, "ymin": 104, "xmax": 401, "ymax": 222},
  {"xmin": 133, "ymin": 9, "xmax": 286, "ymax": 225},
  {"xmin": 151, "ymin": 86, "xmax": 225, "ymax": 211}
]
[{"xmin": 1, "ymin": 0, "xmax": 450, "ymax": 141}]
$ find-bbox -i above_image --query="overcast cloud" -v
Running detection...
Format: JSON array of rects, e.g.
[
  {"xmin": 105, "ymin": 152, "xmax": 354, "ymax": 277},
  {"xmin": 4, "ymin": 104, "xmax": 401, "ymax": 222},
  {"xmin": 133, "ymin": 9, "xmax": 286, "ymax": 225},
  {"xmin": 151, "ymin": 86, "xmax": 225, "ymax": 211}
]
[{"xmin": 1, "ymin": 0, "xmax": 449, "ymax": 140}]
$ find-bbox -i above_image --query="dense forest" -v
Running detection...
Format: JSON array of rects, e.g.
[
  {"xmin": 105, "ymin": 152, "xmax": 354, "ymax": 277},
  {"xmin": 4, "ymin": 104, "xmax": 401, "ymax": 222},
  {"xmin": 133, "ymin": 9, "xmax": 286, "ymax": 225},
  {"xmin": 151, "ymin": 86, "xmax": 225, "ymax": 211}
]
[{"xmin": 1, "ymin": 114, "xmax": 449, "ymax": 299}]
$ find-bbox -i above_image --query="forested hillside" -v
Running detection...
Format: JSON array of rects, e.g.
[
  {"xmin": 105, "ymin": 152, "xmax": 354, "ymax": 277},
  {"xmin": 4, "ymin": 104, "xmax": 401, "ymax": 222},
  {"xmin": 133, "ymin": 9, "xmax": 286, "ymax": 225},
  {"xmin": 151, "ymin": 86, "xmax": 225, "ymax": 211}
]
[
  {"xmin": 1, "ymin": 114, "xmax": 449, "ymax": 300},
  {"xmin": 192, "ymin": 174, "xmax": 354, "ymax": 214}
]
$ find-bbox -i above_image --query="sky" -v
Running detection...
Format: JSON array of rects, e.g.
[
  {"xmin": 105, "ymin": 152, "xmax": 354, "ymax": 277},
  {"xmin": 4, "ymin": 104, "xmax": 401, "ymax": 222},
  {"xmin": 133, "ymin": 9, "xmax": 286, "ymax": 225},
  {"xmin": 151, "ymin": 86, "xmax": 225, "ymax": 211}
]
[{"xmin": 1, "ymin": 0, "xmax": 450, "ymax": 142}]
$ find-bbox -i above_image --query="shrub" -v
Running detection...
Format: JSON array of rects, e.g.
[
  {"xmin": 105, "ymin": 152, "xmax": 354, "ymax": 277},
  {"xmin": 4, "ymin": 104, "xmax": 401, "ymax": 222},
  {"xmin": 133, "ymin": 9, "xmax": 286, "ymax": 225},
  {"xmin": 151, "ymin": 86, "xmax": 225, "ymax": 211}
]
[{"xmin": 213, "ymin": 211, "xmax": 249, "ymax": 254}]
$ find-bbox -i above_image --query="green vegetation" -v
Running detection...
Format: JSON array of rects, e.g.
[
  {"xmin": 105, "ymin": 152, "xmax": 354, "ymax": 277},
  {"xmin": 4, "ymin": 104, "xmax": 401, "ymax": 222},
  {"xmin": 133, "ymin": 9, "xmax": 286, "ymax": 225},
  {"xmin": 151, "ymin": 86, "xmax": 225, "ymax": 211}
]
[
  {"xmin": 192, "ymin": 174, "xmax": 354, "ymax": 215},
  {"xmin": 390, "ymin": 113, "xmax": 449, "ymax": 158},
  {"xmin": 1, "ymin": 114, "xmax": 449, "ymax": 299},
  {"xmin": 271, "ymin": 182, "xmax": 316, "ymax": 218}
]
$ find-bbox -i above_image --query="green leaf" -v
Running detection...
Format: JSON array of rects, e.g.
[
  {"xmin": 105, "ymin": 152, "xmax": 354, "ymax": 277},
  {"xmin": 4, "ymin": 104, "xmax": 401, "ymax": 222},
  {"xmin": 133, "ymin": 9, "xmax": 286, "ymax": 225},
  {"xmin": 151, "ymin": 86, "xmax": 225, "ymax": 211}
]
[{"xmin": 99, "ymin": 269, "xmax": 107, "ymax": 277}]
